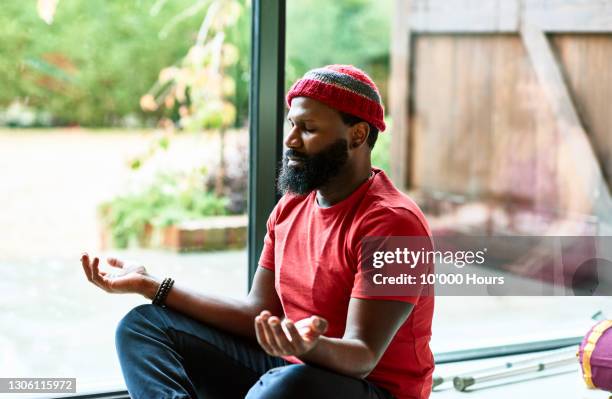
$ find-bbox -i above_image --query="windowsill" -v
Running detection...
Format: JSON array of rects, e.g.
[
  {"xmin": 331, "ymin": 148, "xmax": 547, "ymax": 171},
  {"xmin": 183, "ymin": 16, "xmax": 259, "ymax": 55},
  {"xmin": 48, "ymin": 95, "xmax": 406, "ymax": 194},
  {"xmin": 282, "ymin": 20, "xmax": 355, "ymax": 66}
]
[
  {"xmin": 14, "ymin": 380, "xmax": 128, "ymax": 399},
  {"xmin": 431, "ymin": 349, "xmax": 606, "ymax": 398}
]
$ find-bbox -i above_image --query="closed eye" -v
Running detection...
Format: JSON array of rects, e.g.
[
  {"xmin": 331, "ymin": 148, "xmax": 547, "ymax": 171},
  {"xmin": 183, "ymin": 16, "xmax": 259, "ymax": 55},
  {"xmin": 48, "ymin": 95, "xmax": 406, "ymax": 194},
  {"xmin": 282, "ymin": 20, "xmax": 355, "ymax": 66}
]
[{"xmin": 287, "ymin": 120, "xmax": 315, "ymax": 133}]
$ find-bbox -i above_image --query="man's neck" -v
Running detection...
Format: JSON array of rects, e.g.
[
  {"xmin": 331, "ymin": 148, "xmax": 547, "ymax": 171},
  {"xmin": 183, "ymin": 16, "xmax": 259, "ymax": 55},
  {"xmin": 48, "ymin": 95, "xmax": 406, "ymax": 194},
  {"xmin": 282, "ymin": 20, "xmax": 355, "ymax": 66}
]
[{"xmin": 316, "ymin": 163, "xmax": 372, "ymax": 208}]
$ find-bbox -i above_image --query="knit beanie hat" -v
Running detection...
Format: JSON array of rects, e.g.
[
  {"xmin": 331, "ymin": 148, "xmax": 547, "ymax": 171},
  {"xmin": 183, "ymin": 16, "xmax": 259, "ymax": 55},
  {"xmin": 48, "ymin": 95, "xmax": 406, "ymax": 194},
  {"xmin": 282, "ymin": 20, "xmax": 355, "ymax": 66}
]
[{"xmin": 285, "ymin": 64, "xmax": 386, "ymax": 132}]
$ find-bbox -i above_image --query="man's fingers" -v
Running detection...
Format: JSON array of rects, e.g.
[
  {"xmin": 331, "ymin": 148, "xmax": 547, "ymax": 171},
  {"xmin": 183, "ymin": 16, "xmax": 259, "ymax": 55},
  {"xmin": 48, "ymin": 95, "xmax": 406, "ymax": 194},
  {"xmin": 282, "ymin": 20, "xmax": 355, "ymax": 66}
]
[
  {"xmin": 268, "ymin": 316, "xmax": 293, "ymax": 354},
  {"xmin": 282, "ymin": 319, "xmax": 305, "ymax": 352},
  {"xmin": 312, "ymin": 316, "xmax": 328, "ymax": 334},
  {"xmin": 254, "ymin": 316, "xmax": 270, "ymax": 350},
  {"xmin": 107, "ymin": 258, "xmax": 124, "ymax": 268},
  {"xmin": 304, "ymin": 316, "xmax": 328, "ymax": 341},
  {"xmin": 260, "ymin": 313, "xmax": 283, "ymax": 355},
  {"xmin": 80, "ymin": 254, "xmax": 93, "ymax": 282},
  {"xmin": 91, "ymin": 257, "xmax": 109, "ymax": 291},
  {"xmin": 90, "ymin": 257, "xmax": 99, "ymax": 281},
  {"xmin": 81, "ymin": 253, "xmax": 116, "ymax": 292},
  {"xmin": 255, "ymin": 315, "xmax": 275, "ymax": 355}
]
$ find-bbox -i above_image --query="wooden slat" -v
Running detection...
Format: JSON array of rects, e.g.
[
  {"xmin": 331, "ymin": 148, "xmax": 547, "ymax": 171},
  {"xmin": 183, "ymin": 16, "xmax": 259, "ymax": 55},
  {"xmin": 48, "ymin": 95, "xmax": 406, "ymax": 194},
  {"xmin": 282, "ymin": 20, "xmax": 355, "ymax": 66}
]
[
  {"xmin": 525, "ymin": 0, "xmax": 612, "ymax": 32},
  {"xmin": 487, "ymin": 34, "xmax": 557, "ymax": 210},
  {"xmin": 411, "ymin": 36, "xmax": 456, "ymax": 193},
  {"xmin": 411, "ymin": 35, "xmax": 567, "ymax": 213},
  {"xmin": 389, "ymin": 0, "xmax": 412, "ymax": 189},
  {"xmin": 551, "ymin": 34, "xmax": 612, "ymax": 193},
  {"xmin": 410, "ymin": 0, "xmax": 519, "ymax": 33},
  {"xmin": 406, "ymin": 0, "xmax": 612, "ymax": 33},
  {"xmin": 520, "ymin": 24, "xmax": 612, "ymax": 212},
  {"xmin": 452, "ymin": 37, "xmax": 494, "ymax": 197},
  {"xmin": 412, "ymin": 36, "xmax": 501, "ymax": 197}
]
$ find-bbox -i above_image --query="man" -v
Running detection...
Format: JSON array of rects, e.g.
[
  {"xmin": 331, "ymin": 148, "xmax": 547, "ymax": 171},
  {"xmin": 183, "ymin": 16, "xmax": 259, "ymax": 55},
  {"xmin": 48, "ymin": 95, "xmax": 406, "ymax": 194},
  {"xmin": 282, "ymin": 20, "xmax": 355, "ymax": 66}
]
[{"xmin": 81, "ymin": 64, "xmax": 434, "ymax": 399}]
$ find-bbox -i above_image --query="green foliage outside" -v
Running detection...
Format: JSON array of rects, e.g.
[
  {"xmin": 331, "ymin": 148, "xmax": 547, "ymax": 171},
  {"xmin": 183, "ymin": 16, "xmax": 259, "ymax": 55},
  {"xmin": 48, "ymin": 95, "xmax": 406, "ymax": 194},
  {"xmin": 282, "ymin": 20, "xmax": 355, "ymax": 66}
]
[
  {"xmin": 285, "ymin": 0, "xmax": 392, "ymax": 98},
  {"xmin": 0, "ymin": 0, "xmax": 391, "ymax": 128},
  {"xmin": 371, "ymin": 118, "xmax": 392, "ymax": 174},
  {"xmin": 98, "ymin": 169, "xmax": 229, "ymax": 248},
  {"xmin": 0, "ymin": 0, "xmax": 249, "ymax": 127},
  {"xmin": 5, "ymin": 0, "xmax": 393, "ymax": 248}
]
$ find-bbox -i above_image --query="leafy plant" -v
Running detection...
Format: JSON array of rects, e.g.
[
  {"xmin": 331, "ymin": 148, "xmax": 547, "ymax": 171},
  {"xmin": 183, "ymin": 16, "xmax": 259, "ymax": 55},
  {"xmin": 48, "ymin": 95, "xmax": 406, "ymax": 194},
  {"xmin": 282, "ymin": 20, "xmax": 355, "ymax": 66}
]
[
  {"xmin": 1, "ymin": 0, "xmax": 212, "ymax": 126},
  {"xmin": 139, "ymin": 0, "xmax": 245, "ymax": 196},
  {"xmin": 205, "ymin": 139, "xmax": 248, "ymax": 214},
  {"xmin": 98, "ymin": 168, "xmax": 229, "ymax": 248},
  {"xmin": 3, "ymin": 0, "xmax": 391, "ymax": 128}
]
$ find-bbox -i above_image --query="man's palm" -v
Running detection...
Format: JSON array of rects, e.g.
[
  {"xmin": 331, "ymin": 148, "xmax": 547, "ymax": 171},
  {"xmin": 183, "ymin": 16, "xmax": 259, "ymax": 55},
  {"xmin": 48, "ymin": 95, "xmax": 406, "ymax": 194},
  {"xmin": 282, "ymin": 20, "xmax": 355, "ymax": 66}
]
[{"xmin": 81, "ymin": 254, "xmax": 148, "ymax": 294}]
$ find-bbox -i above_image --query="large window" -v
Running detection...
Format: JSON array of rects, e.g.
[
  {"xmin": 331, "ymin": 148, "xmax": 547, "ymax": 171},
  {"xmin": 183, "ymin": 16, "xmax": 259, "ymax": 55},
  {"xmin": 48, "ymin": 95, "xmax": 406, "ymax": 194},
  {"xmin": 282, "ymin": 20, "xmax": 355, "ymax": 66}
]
[
  {"xmin": 285, "ymin": 0, "xmax": 612, "ymax": 361},
  {"xmin": 1, "ymin": 0, "xmax": 251, "ymax": 395},
  {"xmin": 2, "ymin": 1, "xmax": 611, "ymax": 397}
]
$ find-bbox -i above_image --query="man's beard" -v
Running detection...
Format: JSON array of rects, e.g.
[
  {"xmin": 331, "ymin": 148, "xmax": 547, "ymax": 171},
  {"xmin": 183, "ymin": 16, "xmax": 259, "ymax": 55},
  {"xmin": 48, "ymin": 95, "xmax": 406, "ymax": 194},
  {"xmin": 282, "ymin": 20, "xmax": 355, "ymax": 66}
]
[{"xmin": 277, "ymin": 138, "xmax": 349, "ymax": 195}]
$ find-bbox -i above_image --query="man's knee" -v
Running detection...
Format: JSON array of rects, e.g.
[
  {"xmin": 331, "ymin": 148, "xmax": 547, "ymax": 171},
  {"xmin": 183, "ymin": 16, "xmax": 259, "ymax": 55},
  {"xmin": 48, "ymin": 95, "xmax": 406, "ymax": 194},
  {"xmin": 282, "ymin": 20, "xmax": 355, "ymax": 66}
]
[
  {"xmin": 115, "ymin": 304, "xmax": 160, "ymax": 349},
  {"xmin": 247, "ymin": 365, "xmax": 319, "ymax": 399}
]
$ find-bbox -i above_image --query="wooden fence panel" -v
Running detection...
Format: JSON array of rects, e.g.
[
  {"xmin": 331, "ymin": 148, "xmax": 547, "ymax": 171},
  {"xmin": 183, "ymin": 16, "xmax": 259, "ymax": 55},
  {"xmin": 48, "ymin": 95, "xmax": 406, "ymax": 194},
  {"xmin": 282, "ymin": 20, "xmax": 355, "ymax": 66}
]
[
  {"xmin": 391, "ymin": 0, "xmax": 612, "ymax": 229},
  {"xmin": 551, "ymin": 34, "xmax": 612, "ymax": 192},
  {"xmin": 411, "ymin": 35, "xmax": 561, "ymax": 210}
]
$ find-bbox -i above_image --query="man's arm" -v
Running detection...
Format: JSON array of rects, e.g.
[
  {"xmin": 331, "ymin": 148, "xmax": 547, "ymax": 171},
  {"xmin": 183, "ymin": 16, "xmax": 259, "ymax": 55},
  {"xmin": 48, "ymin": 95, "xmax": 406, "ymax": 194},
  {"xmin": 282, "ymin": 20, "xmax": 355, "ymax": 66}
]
[
  {"xmin": 140, "ymin": 266, "xmax": 282, "ymax": 340},
  {"xmin": 255, "ymin": 297, "xmax": 414, "ymax": 378},
  {"xmin": 300, "ymin": 298, "xmax": 414, "ymax": 378}
]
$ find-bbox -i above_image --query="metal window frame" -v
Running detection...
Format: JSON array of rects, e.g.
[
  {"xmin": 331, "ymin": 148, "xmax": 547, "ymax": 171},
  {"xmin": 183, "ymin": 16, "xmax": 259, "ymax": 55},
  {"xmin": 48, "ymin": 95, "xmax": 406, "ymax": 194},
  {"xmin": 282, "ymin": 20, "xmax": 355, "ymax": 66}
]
[{"xmin": 247, "ymin": 0, "xmax": 286, "ymax": 288}]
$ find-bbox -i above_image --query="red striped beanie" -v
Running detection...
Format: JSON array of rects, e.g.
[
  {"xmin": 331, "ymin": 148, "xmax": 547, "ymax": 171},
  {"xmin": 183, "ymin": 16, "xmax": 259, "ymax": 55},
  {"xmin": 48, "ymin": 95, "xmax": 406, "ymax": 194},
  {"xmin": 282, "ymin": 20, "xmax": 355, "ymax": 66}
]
[{"xmin": 285, "ymin": 64, "xmax": 386, "ymax": 132}]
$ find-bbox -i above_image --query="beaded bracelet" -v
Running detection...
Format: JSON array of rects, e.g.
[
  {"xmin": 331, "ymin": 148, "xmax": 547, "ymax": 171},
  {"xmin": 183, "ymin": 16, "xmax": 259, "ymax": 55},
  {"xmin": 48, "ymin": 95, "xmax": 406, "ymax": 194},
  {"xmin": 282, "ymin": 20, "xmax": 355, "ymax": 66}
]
[
  {"xmin": 151, "ymin": 278, "xmax": 169, "ymax": 306},
  {"xmin": 152, "ymin": 277, "xmax": 174, "ymax": 308}
]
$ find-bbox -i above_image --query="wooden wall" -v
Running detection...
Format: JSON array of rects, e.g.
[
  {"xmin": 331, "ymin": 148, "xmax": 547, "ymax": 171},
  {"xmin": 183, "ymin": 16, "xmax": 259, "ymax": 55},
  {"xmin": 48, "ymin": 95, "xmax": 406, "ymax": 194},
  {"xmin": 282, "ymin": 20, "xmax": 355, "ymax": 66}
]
[
  {"xmin": 390, "ymin": 0, "xmax": 612, "ymax": 227},
  {"xmin": 411, "ymin": 35, "xmax": 559, "ymax": 211},
  {"xmin": 552, "ymin": 35, "xmax": 612, "ymax": 192}
]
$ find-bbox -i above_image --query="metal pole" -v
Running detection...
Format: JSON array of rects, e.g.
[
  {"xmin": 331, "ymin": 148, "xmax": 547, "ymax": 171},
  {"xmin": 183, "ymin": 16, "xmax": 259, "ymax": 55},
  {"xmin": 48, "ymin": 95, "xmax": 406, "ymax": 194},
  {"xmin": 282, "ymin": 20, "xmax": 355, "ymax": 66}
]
[{"xmin": 453, "ymin": 355, "xmax": 578, "ymax": 391}]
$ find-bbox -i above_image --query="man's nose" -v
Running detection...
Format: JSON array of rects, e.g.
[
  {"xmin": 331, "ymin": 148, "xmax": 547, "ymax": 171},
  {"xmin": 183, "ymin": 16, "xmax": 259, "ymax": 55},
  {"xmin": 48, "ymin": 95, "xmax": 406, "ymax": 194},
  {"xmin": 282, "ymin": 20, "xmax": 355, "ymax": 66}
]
[{"xmin": 284, "ymin": 126, "xmax": 302, "ymax": 149}]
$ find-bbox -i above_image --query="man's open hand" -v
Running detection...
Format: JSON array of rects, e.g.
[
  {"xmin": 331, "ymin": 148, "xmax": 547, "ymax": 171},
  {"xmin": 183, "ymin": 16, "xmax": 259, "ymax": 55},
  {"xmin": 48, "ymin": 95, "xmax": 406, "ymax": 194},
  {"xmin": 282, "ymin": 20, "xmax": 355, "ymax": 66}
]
[
  {"xmin": 80, "ymin": 253, "xmax": 150, "ymax": 294},
  {"xmin": 255, "ymin": 310, "xmax": 328, "ymax": 357}
]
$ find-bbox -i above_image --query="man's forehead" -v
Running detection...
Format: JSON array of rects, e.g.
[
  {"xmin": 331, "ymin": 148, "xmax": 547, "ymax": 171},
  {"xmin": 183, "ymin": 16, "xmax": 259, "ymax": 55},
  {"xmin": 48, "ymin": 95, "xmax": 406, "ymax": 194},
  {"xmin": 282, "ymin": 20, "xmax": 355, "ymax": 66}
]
[{"xmin": 287, "ymin": 97, "xmax": 337, "ymax": 120}]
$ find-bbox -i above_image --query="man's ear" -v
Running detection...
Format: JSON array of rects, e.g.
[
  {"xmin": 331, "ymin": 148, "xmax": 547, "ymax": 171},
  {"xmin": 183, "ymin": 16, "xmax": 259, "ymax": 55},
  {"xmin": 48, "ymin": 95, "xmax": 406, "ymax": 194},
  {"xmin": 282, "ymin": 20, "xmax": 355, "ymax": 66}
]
[{"xmin": 350, "ymin": 122, "xmax": 370, "ymax": 148}]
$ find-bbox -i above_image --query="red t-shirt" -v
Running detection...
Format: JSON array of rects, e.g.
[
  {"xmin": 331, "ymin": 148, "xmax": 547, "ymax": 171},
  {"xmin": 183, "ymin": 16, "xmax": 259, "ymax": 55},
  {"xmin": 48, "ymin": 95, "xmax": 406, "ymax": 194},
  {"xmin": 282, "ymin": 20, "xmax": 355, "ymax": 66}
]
[{"xmin": 258, "ymin": 168, "xmax": 435, "ymax": 399}]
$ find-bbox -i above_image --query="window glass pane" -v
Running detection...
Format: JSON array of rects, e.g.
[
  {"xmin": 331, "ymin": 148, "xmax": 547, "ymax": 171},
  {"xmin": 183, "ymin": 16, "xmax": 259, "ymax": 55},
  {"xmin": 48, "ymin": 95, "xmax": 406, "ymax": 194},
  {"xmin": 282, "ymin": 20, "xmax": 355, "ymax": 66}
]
[
  {"xmin": 285, "ymin": 0, "xmax": 612, "ymax": 357},
  {"xmin": 1, "ymin": 0, "xmax": 251, "ymax": 395}
]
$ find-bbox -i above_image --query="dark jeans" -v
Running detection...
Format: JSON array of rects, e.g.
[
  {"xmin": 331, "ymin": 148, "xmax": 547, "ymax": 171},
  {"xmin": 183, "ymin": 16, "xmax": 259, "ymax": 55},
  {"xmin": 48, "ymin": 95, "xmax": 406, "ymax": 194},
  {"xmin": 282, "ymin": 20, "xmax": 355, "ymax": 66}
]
[{"xmin": 115, "ymin": 304, "xmax": 394, "ymax": 399}]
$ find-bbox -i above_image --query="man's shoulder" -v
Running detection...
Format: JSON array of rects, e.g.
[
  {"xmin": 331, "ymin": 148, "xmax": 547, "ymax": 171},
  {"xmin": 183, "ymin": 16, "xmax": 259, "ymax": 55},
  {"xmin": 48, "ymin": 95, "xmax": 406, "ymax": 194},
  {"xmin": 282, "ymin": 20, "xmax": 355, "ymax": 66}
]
[
  {"xmin": 364, "ymin": 171, "xmax": 427, "ymax": 219},
  {"xmin": 267, "ymin": 192, "xmax": 311, "ymax": 223},
  {"xmin": 356, "ymin": 201, "xmax": 430, "ymax": 235},
  {"xmin": 352, "ymin": 170, "xmax": 431, "ymax": 237},
  {"xmin": 277, "ymin": 192, "xmax": 311, "ymax": 210}
]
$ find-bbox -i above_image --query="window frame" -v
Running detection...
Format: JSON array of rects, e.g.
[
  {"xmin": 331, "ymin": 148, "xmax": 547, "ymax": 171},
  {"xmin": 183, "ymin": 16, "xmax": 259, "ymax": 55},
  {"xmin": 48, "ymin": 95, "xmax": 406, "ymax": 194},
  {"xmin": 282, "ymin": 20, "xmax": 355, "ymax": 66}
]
[{"xmin": 247, "ymin": 0, "xmax": 286, "ymax": 288}]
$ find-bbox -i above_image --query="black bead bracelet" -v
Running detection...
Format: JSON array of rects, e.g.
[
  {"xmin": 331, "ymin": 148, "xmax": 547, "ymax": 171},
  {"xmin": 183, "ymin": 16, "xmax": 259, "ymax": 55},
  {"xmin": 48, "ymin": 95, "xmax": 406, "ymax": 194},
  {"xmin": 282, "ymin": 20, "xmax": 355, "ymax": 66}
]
[{"xmin": 152, "ymin": 277, "xmax": 174, "ymax": 308}]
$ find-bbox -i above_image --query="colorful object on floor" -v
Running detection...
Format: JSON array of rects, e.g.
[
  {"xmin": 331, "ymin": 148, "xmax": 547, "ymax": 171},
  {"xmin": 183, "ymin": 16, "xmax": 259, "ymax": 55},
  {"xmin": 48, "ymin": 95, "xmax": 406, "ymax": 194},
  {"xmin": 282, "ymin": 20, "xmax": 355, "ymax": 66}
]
[{"xmin": 578, "ymin": 319, "xmax": 612, "ymax": 392}]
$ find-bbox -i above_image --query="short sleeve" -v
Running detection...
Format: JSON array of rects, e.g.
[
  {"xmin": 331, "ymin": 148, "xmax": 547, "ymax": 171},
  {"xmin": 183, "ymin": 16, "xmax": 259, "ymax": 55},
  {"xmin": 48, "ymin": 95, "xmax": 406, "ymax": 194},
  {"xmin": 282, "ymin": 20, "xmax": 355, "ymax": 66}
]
[
  {"xmin": 351, "ymin": 207, "xmax": 433, "ymax": 305},
  {"xmin": 258, "ymin": 201, "xmax": 282, "ymax": 271}
]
